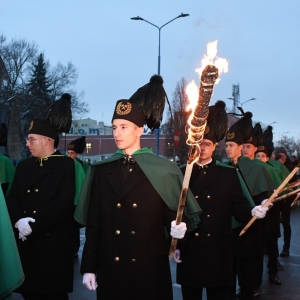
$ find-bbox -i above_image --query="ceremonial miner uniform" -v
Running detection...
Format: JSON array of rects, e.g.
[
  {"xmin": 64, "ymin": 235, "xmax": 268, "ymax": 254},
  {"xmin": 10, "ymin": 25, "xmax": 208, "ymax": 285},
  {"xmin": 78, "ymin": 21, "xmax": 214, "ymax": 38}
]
[
  {"xmin": 77, "ymin": 75, "xmax": 201, "ymax": 300},
  {"xmin": 6, "ymin": 94, "xmax": 76, "ymax": 299},
  {"xmin": 176, "ymin": 101, "xmax": 267, "ymax": 300}
]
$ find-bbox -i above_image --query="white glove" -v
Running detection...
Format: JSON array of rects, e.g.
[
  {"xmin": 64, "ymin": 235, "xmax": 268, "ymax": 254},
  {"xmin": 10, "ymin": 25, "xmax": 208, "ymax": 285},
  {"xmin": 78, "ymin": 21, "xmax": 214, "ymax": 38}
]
[
  {"xmin": 83, "ymin": 273, "xmax": 97, "ymax": 290},
  {"xmin": 18, "ymin": 232, "xmax": 27, "ymax": 242},
  {"xmin": 261, "ymin": 199, "xmax": 273, "ymax": 209},
  {"xmin": 15, "ymin": 217, "xmax": 35, "ymax": 236},
  {"xmin": 170, "ymin": 221, "xmax": 187, "ymax": 239},
  {"xmin": 251, "ymin": 206, "xmax": 268, "ymax": 219},
  {"xmin": 172, "ymin": 249, "xmax": 182, "ymax": 264}
]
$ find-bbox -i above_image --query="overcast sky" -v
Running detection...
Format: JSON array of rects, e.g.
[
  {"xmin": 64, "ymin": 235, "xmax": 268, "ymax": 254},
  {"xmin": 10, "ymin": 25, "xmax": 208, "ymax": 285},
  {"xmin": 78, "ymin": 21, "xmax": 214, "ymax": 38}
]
[{"xmin": 1, "ymin": 0, "xmax": 299, "ymax": 141}]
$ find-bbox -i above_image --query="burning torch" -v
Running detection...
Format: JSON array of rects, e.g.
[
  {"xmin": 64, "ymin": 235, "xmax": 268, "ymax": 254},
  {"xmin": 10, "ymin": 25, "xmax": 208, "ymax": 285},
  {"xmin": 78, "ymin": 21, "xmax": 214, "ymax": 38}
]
[{"xmin": 169, "ymin": 40, "xmax": 228, "ymax": 260}]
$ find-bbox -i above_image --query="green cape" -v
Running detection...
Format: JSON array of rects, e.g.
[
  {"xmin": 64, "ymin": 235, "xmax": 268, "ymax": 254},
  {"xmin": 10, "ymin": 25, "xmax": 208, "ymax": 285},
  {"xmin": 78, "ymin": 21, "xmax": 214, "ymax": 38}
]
[
  {"xmin": 81, "ymin": 160, "xmax": 90, "ymax": 173},
  {"xmin": 0, "ymin": 186, "xmax": 24, "ymax": 300},
  {"xmin": 268, "ymin": 158, "xmax": 290, "ymax": 179},
  {"xmin": 253, "ymin": 158, "xmax": 282, "ymax": 187},
  {"xmin": 75, "ymin": 148, "xmax": 201, "ymax": 230},
  {"xmin": 217, "ymin": 161, "xmax": 255, "ymax": 229},
  {"xmin": 237, "ymin": 156, "xmax": 276, "ymax": 196},
  {"xmin": 0, "ymin": 154, "xmax": 14, "ymax": 186},
  {"xmin": 71, "ymin": 157, "xmax": 86, "ymax": 205}
]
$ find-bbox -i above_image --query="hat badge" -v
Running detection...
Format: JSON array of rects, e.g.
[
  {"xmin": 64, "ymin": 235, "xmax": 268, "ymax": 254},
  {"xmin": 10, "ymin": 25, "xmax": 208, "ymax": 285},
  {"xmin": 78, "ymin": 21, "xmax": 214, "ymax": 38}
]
[
  {"xmin": 116, "ymin": 102, "xmax": 132, "ymax": 115},
  {"xmin": 226, "ymin": 131, "xmax": 235, "ymax": 140}
]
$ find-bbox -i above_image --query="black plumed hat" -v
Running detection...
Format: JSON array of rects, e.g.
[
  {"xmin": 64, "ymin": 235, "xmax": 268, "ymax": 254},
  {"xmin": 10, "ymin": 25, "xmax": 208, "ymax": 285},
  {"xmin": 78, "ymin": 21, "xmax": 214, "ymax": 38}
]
[
  {"xmin": 225, "ymin": 110, "xmax": 253, "ymax": 145},
  {"xmin": 129, "ymin": 75, "xmax": 168, "ymax": 130},
  {"xmin": 257, "ymin": 126, "xmax": 274, "ymax": 157},
  {"xmin": 245, "ymin": 123, "xmax": 263, "ymax": 147},
  {"xmin": 0, "ymin": 123, "xmax": 8, "ymax": 147},
  {"xmin": 203, "ymin": 100, "xmax": 228, "ymax": 143},
  {"xmin": 68, "ymin": 136, "xmax": 86, "ymax": 154},
  {"xmin": 29, "ymin": 93, "xmax": 72, "ymax": 139}
]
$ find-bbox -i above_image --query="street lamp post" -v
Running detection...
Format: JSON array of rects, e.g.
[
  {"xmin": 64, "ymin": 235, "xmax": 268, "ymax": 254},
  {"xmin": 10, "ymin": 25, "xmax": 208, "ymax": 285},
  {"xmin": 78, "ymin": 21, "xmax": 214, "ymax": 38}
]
[
  {"xmin": 131, "ymin": 13, "xmax": 189, "ymax": 155},
  {"xmin": 227, "ymin": 97, "xmax": 257, "ymax": 113}
]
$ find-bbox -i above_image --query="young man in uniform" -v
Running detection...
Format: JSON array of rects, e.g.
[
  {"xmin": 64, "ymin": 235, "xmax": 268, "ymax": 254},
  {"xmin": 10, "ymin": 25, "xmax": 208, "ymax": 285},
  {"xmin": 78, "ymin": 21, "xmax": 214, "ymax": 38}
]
[
  {"xmin": 6, "ymin": 94, "xmax": 76, "ymax": 300},
  {"xmin": 176, "ymin": 101, "xmax": 269, "ymax": 300},
  {"xmin": 225, "ymin": 115, "xmax": 276, "ymax": 299},
  {"xmin": 243, "ymin": 122, "xmax": 282, "ymax": 285},
  {"xmin": 76, "ymin": 75, "xmax": 201, "ymax": 300}
]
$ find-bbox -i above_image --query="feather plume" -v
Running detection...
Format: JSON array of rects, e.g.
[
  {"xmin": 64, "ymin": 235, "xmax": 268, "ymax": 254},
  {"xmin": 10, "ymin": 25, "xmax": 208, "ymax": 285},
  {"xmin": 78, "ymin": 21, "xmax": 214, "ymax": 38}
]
[
  {"xmin": 262, "ymin": 125, "xmax": 274, "ymax": 154},
  {"xmin": 40, "ymin": 93, "xmax": 72, "ymax": 133},
  {"xmin": 207, "ymin": 100, "xmax": 228, "ymax": 142},
  {"xmin": 129, "ymin": 75, "xmax": 171, "ymax": 130},
  {"xmin": 252, "ymin": 123, "xmax": 263, "ymax": 146},
  {"xmin": 229, "ymin": 111, "xmax": 253, "ymax": 142}
]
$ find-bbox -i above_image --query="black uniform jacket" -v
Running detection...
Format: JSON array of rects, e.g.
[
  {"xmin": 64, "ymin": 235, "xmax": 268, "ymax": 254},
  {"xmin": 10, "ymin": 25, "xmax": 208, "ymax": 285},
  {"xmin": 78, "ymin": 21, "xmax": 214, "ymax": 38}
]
[
  {"xmin": 176, "ymin": 159, "xmax": 253, "ymax": 288},
  {"xmin": 81, "ymin": 160, "xmax": 176, "ymax": 300},
  {"xmin": 6, "ymin": 153, "xmax": 75, "ymax": 295}
]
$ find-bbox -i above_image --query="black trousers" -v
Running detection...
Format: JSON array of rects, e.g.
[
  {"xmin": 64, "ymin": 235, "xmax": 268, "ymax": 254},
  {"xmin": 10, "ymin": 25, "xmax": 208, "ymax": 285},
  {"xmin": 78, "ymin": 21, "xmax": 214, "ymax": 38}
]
[
  {"xmin": 266, "ymin": 238, "xmax": 279, "ymax": 276},
  {"xmin": 22, "ymin": 294, "xmax": 69, "ymax": 300},
  {"xmin": 181, "ymin": 285, "xmax": 235, "ymax": 300},
  {"xmin": 280, "ymin": 197, "xmax": 293, "ymax": 249},
  {"xmin": 233, "ymin": 254, "xmax": 263, "ymax": 297}
]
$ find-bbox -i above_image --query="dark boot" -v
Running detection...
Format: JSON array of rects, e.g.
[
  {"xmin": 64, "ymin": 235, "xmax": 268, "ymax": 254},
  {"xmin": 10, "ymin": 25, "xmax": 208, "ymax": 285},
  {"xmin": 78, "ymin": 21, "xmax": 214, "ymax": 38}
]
[{"xmin": 280, "ymin": 247, "xmax": 289, "ymax": 257}]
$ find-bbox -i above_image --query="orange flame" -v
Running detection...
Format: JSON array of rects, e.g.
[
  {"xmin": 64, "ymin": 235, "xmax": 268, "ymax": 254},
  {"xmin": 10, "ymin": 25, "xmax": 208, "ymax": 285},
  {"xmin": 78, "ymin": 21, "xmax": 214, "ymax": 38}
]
[
  {"xmin": 184, "ymin": 40, "xmax": 228, "ymax": 159},
  {"xmin": 195, "ymin": 40, "xmax": 228, "ymax": 85}
]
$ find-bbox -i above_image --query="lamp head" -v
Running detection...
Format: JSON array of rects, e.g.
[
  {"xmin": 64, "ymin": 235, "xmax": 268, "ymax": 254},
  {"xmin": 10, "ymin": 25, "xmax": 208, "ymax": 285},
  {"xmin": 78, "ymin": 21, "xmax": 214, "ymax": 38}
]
[
  {"xmin": 178, "ymin": 13, "xmax": 189, "ymax": 18},
  {"xmin": 130, "ymin": 16, "xmax": 144, "ymax": 21}
]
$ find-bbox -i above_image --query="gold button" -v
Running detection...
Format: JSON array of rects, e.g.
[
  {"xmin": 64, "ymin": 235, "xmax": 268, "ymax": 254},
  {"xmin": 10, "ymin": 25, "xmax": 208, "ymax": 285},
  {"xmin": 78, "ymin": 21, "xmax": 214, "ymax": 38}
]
[
  {"xmin": 131, "ymin": 259, "xmax": 136, "ymax": 262},
  {"xmin": 33, "ymin": 211, "xmax": 36, "ymax": 214},
  {"xmin": 24, "ymin": 211, "xmax": 26, "ymax": 214},
  {"xmin": 203, "ymin": 171, "xmax": 206, "ymax": 174},
  {"xmin": 195, "ymin": 195, "xmax": 199, "ymax": 199},
  {"xmin": 27, "ymin": 190, "xmax": 30, "ymax": 193},
  {"xmin": 34, "ymin": 189, "xmax": 38, "ymax": 193},
  {"xmin": 115, "ymin": 257, "xmax": 120, "ymax": 262},
  {"xmin": 132, "ymin": 203, "xmax": 137, "ymax": 208},
  {"xmin": 207, "ymin": 234, "xmax": 211, "ymax": 237},
  {"xmin": 129, "ymin": 168, "xmax": 133, "ymax": 172},
  {"xmin": 195, "ymin": 233, "xmax": 199, "ymax": 237},
  {"xmin": 207, "ymin": 195, "xmax": 211, "ymax": 199},
  {"xmin": 207, "ymin": 215, "xmax": 210, "ymax": 218},
  {"xmin": 116, "ymin": 203, "xmax": 121, "ymax": 208},
  {"xmin": 115, "ymin": 230, "xmax": 120, "ymax": 235},
  {"xmin": 131, "ymin": 231, "xmax": 136, "ymax": 235}
]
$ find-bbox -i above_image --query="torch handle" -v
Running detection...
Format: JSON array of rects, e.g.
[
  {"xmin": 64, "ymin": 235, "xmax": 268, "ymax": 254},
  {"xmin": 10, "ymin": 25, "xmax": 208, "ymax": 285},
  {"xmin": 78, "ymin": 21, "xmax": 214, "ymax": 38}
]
[
  {"xmin": 169, "ymin": 162, "xmax": 194, "ymax": 259},
  {"xmin": 240, "ymin": 163, "xmax": 300, "ymax": 236}
]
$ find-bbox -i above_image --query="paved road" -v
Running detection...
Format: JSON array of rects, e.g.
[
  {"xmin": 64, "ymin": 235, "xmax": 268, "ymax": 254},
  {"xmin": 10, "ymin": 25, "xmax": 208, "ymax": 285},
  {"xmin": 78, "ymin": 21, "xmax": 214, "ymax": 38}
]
[{"xmin": 14, "ymin": 204, "xmax": 300, "ymax": 300}]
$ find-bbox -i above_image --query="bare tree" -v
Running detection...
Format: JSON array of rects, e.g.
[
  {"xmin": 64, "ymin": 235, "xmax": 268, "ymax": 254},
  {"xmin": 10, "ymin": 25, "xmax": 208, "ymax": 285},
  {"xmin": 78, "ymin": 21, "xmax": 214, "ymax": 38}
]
[
  {"xmin": 162, "ymin": 78, "xmax": 190, "ymax": 163},
  {"xmin": 0, "ymin": 35, "xmax": 89, "ymax": 158},
  {"xmin": 275, "ymin": 136, "xmax": 300, "ymax": 156}
]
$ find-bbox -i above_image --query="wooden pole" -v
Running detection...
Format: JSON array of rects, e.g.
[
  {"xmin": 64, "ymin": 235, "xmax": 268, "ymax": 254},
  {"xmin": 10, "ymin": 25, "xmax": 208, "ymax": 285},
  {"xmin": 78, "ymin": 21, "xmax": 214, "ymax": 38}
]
[
  {"xmin": 240, "ymin": 163, "xmax": 300, "ymax": 236},
  {"xmin": 272, "ymin": 188, "xmax": 300, "ymax": 203},
  {"xmin": 291, "ymin": 193, "xmax": 300, "ymax": 207},
  {"xmin": 280, "ymin": 179, "xmax": 300, "ymax": 193},
  {"xmin": 169, "ymin": 162, "xmax": 195, "ymax": 258}
]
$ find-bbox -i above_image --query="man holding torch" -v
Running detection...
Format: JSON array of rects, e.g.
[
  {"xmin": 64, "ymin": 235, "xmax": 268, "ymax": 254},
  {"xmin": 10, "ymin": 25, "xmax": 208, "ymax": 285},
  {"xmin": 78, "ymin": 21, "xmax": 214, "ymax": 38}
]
[
  {"xmin": 75, "ymin": 75, "xmax": 201, "ymax": 300},
  {"xmin": 176, "ymin": 101, "xmax": 269, "ymax": 300}
]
